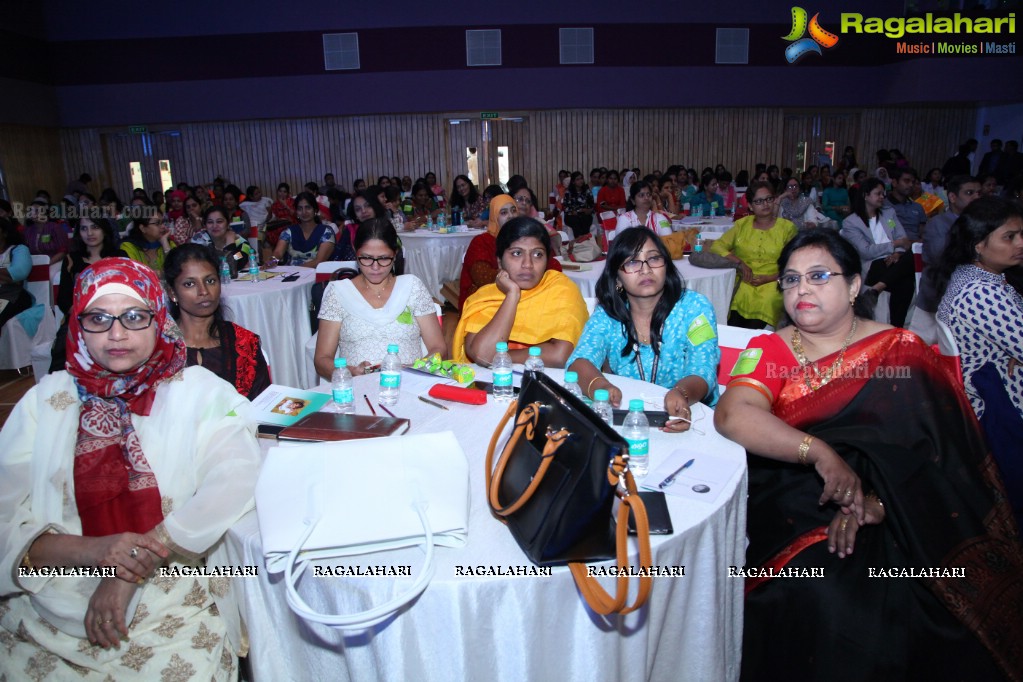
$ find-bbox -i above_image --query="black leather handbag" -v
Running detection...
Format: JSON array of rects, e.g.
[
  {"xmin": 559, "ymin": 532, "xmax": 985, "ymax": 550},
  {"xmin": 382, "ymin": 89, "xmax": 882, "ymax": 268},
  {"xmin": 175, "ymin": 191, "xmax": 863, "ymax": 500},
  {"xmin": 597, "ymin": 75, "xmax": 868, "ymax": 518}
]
[{"xmin": 486, "ymin": 371, "xmax": 651, "ymax": 614}]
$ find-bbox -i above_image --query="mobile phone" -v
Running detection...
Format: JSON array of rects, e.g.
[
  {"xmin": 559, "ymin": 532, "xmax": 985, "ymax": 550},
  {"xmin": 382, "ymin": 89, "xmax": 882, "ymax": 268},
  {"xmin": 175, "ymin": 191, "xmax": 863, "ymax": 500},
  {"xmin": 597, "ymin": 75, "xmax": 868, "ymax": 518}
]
[
  {"xmin": 281, "ymin": 273, "xmax": 300, "ymax": 282},
  {"xmin": 364, "ymin": 364, "xmax": 381, "ymax": 374},
  {"xmin": 626, "ymin": 491, "xmax": 673, "ymax": 535},
  {"xmin": 612, "ymin": 409, "xmax": 669, "ymax": 427}
]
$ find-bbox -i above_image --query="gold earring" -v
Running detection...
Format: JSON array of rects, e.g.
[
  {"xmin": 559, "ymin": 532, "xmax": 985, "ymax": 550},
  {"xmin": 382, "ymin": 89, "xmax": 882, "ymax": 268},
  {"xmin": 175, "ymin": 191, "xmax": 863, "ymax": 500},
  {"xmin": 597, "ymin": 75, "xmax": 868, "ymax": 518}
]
[{"xmin": 615, "ymin": 281, "xmax": 624, "ymax": 293}]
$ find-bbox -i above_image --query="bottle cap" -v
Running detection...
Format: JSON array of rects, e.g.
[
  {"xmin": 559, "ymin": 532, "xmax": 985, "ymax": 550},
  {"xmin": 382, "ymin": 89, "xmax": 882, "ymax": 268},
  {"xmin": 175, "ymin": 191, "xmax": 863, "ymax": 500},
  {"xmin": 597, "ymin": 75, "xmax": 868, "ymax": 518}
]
[
  {"xmin": 528, "ymin": 346, "xmax": 542, "ymax": 356},
  {"xmin": 564, "ymin": 371, "xmax": 578, "ymax": 383},
  {"xmin": 334, "ymin": 357, "xmax": 346, "ymax": 368},
  {"xmin": 629, "ymin": 399, "xmax": 644, "ymax": 411},
  {"xmin": 495, "ymin": 342, "xmax": 508, "ymax": 352},
  {"xmin": 594, "ymin": 389, "xmax": 609, "ymax": 401},
  {"xmin": 387, "ymin": 344, "xmax": 399, "ymax": 353}
]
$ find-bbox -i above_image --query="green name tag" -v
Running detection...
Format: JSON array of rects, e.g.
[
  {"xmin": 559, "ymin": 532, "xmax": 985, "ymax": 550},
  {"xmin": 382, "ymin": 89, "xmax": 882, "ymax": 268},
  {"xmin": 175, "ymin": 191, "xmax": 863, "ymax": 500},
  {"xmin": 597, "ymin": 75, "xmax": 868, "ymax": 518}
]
[
  {"xmin": 397, "ymin": 307, "xmax": 414, "ymax": 325},
  {"xmin": 687, "ymin": 314, "xmax": 716, "ymax": 346},
  {"xmin": 730, "ymin": 348, "xmax": 763, "ymax": 376},
  {"xmin": 41, "ymin": 235, "xmax": 51, "ymax": 243}
]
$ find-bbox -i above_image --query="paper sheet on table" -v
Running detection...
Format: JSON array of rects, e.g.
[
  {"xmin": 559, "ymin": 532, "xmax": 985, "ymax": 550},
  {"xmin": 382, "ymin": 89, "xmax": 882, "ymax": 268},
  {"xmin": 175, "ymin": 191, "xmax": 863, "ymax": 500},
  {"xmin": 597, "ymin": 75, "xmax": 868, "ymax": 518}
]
[{"xmin": 641, "ymin": 446, "xmax": 741, "ymax": 504}]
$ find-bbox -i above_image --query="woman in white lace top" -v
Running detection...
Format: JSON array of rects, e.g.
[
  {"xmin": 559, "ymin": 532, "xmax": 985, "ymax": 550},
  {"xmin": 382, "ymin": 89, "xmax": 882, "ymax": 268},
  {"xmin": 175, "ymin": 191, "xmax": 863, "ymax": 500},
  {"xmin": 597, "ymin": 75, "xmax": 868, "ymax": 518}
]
[{"xmin": 314, "ymin": 218, "xmax": 445, "ymax": 378}]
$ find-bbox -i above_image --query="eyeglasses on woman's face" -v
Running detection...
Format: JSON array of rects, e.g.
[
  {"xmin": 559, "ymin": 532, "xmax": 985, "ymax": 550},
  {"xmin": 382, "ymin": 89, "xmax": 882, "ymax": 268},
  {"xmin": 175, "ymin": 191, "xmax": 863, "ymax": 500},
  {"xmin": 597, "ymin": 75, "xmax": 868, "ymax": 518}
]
[
  {"xmin": 751, "ymin": 195, "xmax": 776, "ymax": 206},
  {"xmin": 620, "ymin": 254, "xmax": 667, "ymax": 274},
  {"xmin": 77, "ymin": 308, "xmax": 156, "ymax": 333},
  {"xmin": 357, "ymin": 255, "xmax": 394, "ymax": 268},
  {"xmin": 778, "ymin": 270, "xmax": 844, "ymax": 290}
]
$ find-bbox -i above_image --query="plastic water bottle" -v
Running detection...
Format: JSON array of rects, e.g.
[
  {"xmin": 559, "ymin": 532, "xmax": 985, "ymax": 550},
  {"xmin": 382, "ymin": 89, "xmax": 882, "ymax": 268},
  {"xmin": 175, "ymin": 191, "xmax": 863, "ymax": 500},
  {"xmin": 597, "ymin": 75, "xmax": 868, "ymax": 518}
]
[
  {"xmin": 492, "ymin": 342, "xmax": 515, "ymax": 402},
  {"xmin": 563, "ymin": 371, "xmax": 583, "ymax": 398},
  {"xmin": 330, "ymin": 358, "xmax": 354, "ymax": 413},
  {"xmin": 694, "ymin": 233, "xmax": 704, "ymax": 253},
  {"xmin": 622, "ymin": 399, "xmax": 650, "ymax": 477},
  {"xmin": 591, "ymin": 389, "xmax": 613, "ymax": 426},
  {"xmin": 379, "ymin": 344, "xmax": 401, "ymax": 406},
  {"xmin": 220, "ymin": 257, "xmax": 231, "ymax": 285},
  {"xmin": 437, "ymin": 211, "xmax": 446, "ymax": 229},
  {"xmin": 524, "ymin": 346, "xmax": 544, "ymax": 378},
  {"xmin": 426, "ymin": 214, "xmax": 434, "ymax": 231},
  {"xmin": 247, "ymin": 252, "xmax": 259, "ymax": 282}
]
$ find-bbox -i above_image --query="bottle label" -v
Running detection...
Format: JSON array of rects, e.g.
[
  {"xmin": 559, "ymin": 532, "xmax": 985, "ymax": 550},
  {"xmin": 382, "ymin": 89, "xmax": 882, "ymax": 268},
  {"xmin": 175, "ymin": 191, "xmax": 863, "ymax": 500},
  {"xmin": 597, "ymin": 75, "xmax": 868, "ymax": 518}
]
[
  {"xmin": 332, "ymin": 388, "xmax": 353, "ymax": 404},
  {"xmin": 493, "ymin": 369, "xmax": 513, "ymax": 387},
  {"xmin": 626, "ymin": 437, "xmax": 649, "ymax": 456},
  {"xmin": 380, "ymin": 371, "xmax": 401, "ymax": 389}
]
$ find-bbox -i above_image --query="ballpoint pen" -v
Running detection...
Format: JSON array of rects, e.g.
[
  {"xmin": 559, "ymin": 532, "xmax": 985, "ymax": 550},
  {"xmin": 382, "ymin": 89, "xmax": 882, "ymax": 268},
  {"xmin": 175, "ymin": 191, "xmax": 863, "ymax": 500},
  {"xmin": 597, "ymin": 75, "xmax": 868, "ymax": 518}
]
[
  {"xmin": 658, "ymin": 458, "xmax": 695, "ymax": 489},
  {"xmin": 377, "ymin": 403, "xmax": 398, "ymax": 419},
  {"xmin": 363, "ymin": 395, "xmax": 377, "ymax": 416},
  {"xmin": 418, "ymin": 395, "xmax": 450, "ymax": 411}
]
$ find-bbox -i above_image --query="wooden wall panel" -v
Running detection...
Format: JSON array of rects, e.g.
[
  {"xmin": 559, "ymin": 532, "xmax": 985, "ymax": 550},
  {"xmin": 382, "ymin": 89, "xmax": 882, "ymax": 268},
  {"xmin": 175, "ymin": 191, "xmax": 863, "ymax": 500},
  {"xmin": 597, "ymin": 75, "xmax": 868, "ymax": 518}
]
[
  {"xmin": 0, "ymin": 124, "xmax": 64, "ymax": 205},
  {"xmin": 50, "ymin": 106, "xmax": 976, "ymax": 209}
]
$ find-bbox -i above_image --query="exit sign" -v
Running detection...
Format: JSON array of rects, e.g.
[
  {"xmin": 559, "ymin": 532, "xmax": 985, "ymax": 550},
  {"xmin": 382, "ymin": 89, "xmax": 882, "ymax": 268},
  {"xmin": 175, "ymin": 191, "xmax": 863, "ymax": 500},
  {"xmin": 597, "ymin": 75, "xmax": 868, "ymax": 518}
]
[
  {"xmin": 480, "ymin": 112, "xmax": 499, "ymax": 119},
  {"xmin": 128, "ymin": 126, "xmax": 148, "ymax": 134}
]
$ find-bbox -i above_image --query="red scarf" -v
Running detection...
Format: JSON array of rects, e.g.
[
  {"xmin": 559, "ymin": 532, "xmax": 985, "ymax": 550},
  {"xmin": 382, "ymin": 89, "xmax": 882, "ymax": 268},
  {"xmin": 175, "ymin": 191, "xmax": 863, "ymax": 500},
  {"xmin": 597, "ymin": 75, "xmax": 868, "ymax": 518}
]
[{"xmin": 66, "ymin": 258, "xmax": 186, "ymax": 536}]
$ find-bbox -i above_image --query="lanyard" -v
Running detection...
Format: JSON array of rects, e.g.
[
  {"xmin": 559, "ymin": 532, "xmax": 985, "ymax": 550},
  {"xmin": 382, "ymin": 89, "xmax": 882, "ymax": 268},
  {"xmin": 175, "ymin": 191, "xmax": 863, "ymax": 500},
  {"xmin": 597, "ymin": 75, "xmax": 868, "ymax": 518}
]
[{"xmin": 632, "ymin": 343, "xmax": 659, "ymax": 385}]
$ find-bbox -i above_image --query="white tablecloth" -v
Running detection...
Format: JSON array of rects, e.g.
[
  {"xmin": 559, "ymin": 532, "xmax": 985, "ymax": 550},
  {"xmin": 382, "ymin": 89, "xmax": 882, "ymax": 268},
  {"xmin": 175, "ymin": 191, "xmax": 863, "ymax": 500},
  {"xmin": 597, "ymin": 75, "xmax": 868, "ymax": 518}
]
[
  {"xmin": 220, "ymin": 268, "xmax": 316, "ymax": 389},
  {"xmin": 673, "ymin": 216, "xmax": 734, "ymax": 235},
  {"xmin": 225, "ymin": 369, "xmax": 747, "ymax": 682},
  {"xmin": 400, "ymin": 229, "xmax": 483, "ymax": 298},
  {"xmin": 562, "ymin": 259, "xmax": 736, "ymax": 323}
]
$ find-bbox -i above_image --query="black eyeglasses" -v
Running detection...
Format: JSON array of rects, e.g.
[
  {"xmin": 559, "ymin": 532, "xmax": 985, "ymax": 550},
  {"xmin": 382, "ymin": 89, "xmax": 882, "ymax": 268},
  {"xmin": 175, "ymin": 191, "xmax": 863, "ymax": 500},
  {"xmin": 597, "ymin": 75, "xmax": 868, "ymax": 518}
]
[
  {"xmin": 357, "ymin": 255, "xmax": 395, "ymax": 267},
  {"xmin": 77, "ymin": 309, "xmax": 156, "ymax": 333},
  {"xmin": 620, "ymin": 255, "xmax": 667, "ymax": 274},
  {"xmin": 778, "ymin": 271, "xmax": 844, "ymax": 290},
  {"xmin": 751, "ymin": 196, "xmax": 776, "ymax": 206}
]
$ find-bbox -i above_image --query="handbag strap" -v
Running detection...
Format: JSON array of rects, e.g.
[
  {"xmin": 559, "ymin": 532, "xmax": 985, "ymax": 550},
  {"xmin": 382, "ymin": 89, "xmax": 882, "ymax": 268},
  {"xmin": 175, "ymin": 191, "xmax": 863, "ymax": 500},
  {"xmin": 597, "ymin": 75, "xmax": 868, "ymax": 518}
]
[
  {"xmin": 485, "ymin": 402, "xmax": 570, "ymax": 517},
  {"xmin": 282, "ymin": 503, "xmax": 437, "ymax": 629},
  {"xmin": 568, "ymin": 454, "xmax": 652, "ymax": 615}
]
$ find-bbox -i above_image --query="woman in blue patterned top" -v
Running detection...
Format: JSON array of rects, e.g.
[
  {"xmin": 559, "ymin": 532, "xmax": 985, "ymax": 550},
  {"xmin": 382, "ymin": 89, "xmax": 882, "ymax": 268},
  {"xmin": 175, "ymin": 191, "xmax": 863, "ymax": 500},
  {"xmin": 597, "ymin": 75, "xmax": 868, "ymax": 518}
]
[
  {"xmin": 567, "ymin": 227, "xmax": 721, "ymax": 433},
  {"xmin": 270, "ymin": 192, "xmax": 336, "ymax": 267},
  {"xmin": 937, "ymin": 196, "xmax": 1023, "ymax": 531}
]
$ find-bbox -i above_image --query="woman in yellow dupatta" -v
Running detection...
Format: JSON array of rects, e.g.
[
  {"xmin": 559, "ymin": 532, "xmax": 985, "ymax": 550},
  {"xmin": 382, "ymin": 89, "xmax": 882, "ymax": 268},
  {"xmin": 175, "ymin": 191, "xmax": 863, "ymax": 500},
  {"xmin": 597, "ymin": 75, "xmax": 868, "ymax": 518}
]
[{"xmin": 454, "ymin": 217, "xmax": 588, "ymax": 367}]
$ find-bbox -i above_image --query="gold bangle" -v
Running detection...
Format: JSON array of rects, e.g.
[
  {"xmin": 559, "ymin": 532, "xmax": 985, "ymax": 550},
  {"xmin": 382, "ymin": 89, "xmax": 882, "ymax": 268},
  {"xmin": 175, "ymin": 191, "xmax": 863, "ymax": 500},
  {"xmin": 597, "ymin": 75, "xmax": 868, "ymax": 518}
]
[
  {"xmin": 798, "ymin": 435, "xmax": 814, "ymax": 466},
  {"xmin": 673, "ymin": 384, "xmax": 691, "ymax": 404},
  {"xmin": 587, "ymin": 376, "xmax": 605, "ymax": 398}
]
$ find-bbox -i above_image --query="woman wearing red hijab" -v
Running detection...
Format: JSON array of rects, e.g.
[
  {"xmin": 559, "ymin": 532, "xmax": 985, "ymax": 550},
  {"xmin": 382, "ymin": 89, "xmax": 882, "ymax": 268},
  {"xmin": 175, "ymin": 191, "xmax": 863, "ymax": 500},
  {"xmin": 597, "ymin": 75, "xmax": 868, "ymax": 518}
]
[{"xmin": 0, "ymin": 258, "xmax": 260, "ymax": 679}]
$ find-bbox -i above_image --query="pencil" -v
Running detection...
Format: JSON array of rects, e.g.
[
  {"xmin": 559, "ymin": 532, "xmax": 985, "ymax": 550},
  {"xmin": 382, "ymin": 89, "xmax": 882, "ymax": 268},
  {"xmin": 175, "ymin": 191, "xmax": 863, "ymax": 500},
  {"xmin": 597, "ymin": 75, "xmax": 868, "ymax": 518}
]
[{"xmin": 377, "ymin": 403, "xmax": 398, "ymax": 418}]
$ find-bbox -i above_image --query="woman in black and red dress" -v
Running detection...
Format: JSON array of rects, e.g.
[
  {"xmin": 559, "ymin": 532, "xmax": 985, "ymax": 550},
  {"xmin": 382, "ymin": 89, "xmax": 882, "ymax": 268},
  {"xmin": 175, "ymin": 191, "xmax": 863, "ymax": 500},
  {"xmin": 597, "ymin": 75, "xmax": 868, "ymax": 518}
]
[{"xmin": 165, "ymin": 244, "xmax": 270, "ymax": 399}]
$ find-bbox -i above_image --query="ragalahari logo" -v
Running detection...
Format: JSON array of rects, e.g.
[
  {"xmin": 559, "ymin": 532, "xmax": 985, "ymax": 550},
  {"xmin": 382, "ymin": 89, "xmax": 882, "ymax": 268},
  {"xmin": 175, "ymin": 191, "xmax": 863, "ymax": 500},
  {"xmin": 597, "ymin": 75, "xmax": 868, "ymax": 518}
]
[{"xmin": 783, "ymin": 7, "xmax": 839, "ymax": 63}]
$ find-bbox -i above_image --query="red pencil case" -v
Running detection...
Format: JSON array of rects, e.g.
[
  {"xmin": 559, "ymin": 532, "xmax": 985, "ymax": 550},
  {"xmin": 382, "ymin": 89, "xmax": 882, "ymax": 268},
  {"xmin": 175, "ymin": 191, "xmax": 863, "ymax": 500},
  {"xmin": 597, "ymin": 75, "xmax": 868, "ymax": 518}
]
[{"xmin": 429, "ymin": 384, "xmax": 487, "ymax": 405}]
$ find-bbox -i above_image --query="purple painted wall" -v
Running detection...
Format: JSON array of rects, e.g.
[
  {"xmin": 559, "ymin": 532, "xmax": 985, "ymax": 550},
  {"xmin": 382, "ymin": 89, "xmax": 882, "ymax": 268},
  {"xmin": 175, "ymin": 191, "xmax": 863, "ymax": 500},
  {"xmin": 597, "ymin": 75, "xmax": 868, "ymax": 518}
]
[{"xmin": 0, "ymin": 1, "xmax": 1019, "ymax": 127}]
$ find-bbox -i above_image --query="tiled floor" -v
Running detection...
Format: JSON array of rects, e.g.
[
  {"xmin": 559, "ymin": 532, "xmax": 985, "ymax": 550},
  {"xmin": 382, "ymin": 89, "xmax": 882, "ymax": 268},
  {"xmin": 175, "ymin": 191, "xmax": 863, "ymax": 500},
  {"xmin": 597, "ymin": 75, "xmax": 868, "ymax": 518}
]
[{"xmin": 0, "ymin": 368, "xmax": 35, "ymax": 428}]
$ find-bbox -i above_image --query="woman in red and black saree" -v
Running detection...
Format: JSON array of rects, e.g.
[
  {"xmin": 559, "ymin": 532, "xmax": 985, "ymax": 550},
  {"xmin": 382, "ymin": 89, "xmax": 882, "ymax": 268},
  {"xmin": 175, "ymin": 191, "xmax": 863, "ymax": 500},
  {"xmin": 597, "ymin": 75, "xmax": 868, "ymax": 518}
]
[{"xmin": 715, "ymin": 229, "xmax": 1023, "ymax": 681}]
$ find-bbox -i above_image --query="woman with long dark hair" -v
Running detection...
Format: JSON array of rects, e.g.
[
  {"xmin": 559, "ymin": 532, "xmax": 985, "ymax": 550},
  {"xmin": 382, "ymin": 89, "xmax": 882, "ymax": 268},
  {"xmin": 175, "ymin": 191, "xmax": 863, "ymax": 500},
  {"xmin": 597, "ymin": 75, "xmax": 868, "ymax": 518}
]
[
  {"xmin": 448, "ymin": 174, "xmax": 486, "ymax": 227},
  {"xmin": 562, "ymin": 171, "xmax": 595, "ymax": 238},
  {"xmin": 839, "ymin": 177, "xmax": 916, "ymax": 326},
  {"xmin": 567, "ymin": 227, "xmax": 721, "ymax": 432}
]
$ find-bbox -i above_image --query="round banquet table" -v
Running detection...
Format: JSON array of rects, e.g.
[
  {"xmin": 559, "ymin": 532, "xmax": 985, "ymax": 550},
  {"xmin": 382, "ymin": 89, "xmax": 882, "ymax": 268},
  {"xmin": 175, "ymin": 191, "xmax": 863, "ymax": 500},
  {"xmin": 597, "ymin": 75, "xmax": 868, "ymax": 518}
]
[
  {"xmin": 399, "ymin": 228, "xmax": 484, "ymax": 298},
  {"xmin": 561, "ymin": 258, "xmax": 736, "ymax": 323},
  {"xmin": 220, "ymin": 268, "xmax": 317, "ymax": 389},
  {"xmin": 225, "ymin": 368, "xmax": 747, "ymax": 682}
]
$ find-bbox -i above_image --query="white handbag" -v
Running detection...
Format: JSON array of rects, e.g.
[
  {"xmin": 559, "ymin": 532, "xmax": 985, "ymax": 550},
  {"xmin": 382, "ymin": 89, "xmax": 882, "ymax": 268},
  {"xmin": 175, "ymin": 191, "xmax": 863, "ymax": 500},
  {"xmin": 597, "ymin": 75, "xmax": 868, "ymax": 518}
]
[{"xmin": 255, "ymin": 431, "xmax": 469, "ymax": 629}]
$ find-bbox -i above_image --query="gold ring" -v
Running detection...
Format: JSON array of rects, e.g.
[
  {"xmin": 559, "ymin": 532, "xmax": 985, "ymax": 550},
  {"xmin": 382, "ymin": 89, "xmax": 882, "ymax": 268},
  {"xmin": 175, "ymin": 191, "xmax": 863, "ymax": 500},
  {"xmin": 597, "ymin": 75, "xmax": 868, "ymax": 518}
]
[
  {"xmin": 129, "ymin": 547, "xmax": 140, "ymax": 559},
  {"xmin": 844, "ymin": 489, "xmax": 853, "ymax": 498},
  {"xmin": 840, "ymin": 519, "xmax": 849, "ymax": 531}
]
